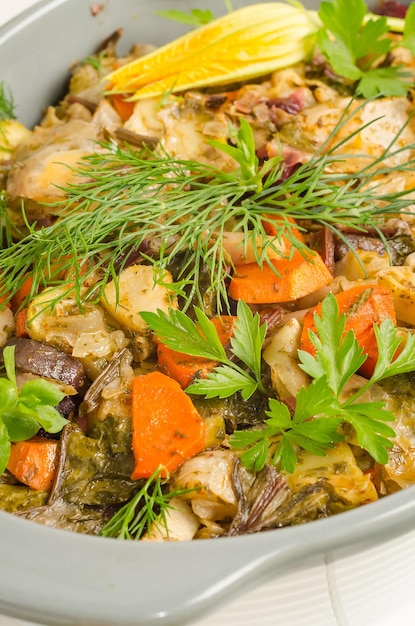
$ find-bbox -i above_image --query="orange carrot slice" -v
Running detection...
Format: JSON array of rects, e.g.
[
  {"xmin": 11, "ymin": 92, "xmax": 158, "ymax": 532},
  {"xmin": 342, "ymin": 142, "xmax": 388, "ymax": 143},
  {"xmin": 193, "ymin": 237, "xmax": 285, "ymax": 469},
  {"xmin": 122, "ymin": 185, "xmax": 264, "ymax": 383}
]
[
  {"xmin": 14, "ymin": 308, "xmax": 29, "ymax": 338},
  {"xmin": 131, "ymin": 371, "xmax": 206, "ymax": 479},
  {"xmin": 10, "ymin": 275, "xmax": 33, "ymax": 313},
  {"xmin": 110, "ymin": 94, "xmax": 136, "ymax": 121},
  {"xmin": 228, "ymin": 248, "xmax": 332, "ymax": 304},
  {"xmin": 7, "ymin": 437, "xmax": 59, "ymax": 491}
]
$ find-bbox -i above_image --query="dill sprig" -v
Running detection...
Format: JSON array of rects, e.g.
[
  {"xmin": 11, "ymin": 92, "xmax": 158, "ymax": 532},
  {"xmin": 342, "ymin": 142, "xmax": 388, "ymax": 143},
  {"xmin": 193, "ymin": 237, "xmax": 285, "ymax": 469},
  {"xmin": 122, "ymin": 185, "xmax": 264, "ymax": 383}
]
[
  {"xmin": 100, "ymin": 466, "xmax": 195, "ymax": 540},
  {"xmin": 0, "ymin": 83, "xmax": 16, "ymax": 121},
  {"xmin": 1, "ymin": 111, "xmax": 415, "ymax": 312}
]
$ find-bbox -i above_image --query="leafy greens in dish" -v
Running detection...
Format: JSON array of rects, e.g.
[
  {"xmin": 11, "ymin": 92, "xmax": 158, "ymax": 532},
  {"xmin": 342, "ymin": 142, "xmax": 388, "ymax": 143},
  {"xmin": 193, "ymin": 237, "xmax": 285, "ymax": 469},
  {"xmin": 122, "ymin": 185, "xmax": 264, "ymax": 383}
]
[{"xmin": 1, "ymin": 0, "xmax": 415, "ymax": 540}]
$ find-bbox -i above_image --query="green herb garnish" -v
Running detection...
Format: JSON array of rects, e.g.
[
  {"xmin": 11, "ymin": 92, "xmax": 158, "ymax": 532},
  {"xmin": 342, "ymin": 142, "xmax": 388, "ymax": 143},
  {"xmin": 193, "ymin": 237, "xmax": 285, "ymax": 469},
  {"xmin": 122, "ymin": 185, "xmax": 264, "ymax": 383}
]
[
  {"xmin": 0, "ymin": 83, "xmax": 16, "ymax": 121},
  {"xmin": 145, "ymin": 292, "xmax": 415, "ymax": 473},
  {"xmin": 317, "ymin": 0, "xmax": 415, "ymax": 97},
  {"xmin": 100, "ymin": 466, "xmax": 196, "ymax": 540},
  {"xmin": 81, "ymin": 50, "xmax": 108, "ymax": 74},
  {"xmin": 0, "ymin": 346, "xmax": 67, "ymax": 475},
  {"xmin": 231, "ymin": 293, "xmax": 415, "ymax": 472},
  {"xmin": 231, "ymin": 377, "xmax": 344, "ymax": 473},
  {"xmin": 155, "ymin": 8, "xmax": 215, "ymax": 27},
  {"xmin": 1, "ymin": 114, "xmax": 415, "ymax": 313},
  {"xmin": 141, "ymin": 300, "xmax": 267, "ymax": 399}
]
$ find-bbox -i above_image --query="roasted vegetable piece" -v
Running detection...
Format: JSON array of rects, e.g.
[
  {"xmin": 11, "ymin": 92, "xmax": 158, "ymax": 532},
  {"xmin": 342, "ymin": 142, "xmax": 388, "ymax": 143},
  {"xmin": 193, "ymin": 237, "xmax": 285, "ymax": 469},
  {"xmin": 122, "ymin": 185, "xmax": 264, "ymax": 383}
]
[
  {"xmin": 51, "ymin": 420, "xmax": 136, "ymax": 507},
  {"xmin": 0, "ymin": 483, "xmax": 48, "ymax": 513},
  {"xmin": 143, "ymin": 496, "xmax": 200, "ymax": 542},
  {"xmin": 228, "ymin": 248, "xmax": 332, "ymax": 304},
  {"xmin": 7, "ymin": 437, "xmax": 59, "ymax": 491},
  {"xmin": 17, "ymin": 498, "xmax": 114, "ymax": 535},
  {"xmin": 0, "ymin": 119, "xmax": 31, "ymax": 161},
  {"xmin": 376, "ymin": 266, "xmax": 415, "ymax": 325},
  {"xmin": 131, "ymin": 371, "xmax": 206, "ymax": 479},
  {"xmin": 101, "ymin": 264, "xmax": 177, "ymax": 361},
  {"xmin": 229, "ymin": 461, "xmax": 340, "ymax": 534},
  {"xmin": 173, "ymin": 449, "xmax": 238, "ymax": 529},
  {"xmin": 3, "ymin": 337, "xmax": 87, "ymax": 392}
]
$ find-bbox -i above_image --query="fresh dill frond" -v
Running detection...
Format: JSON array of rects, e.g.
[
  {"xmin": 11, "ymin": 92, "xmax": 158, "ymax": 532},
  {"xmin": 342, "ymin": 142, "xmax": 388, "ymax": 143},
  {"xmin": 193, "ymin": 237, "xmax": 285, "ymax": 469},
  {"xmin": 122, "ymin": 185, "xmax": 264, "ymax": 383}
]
[
  {"xmin": 100, "ymin": 466, "xmax": 195, "ymax": 540},
  {"xmin": 1, "ymin": 112, "xmax": 415, "ymax": 313},
  {"xmin": 0, "ymin": 83, "xmax": 16, "ymax": 120},
  {"xmin": 0, "ymin": 191, "xmax": 13, "ymax": 247},
  {"xmin": 81, "ymin": 50, "xmax": 107, "ymax": 74}
]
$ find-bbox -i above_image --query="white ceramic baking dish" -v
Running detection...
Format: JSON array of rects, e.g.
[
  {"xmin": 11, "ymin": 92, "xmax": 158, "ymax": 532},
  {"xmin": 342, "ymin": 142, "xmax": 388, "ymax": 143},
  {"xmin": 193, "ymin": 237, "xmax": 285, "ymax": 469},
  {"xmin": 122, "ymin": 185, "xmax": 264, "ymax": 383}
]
[{"xmin": 0, "ymin": 2, "xmax": 413, "ymax": 625}]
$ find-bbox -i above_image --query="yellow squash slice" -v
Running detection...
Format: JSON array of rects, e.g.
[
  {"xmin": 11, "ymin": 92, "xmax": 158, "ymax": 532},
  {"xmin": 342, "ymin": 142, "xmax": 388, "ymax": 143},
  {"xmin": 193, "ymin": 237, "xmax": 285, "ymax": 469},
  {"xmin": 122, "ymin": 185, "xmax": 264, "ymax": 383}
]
[{"xmin": 105, "ymin": 3, "xmax": 319, "ymax": 100}]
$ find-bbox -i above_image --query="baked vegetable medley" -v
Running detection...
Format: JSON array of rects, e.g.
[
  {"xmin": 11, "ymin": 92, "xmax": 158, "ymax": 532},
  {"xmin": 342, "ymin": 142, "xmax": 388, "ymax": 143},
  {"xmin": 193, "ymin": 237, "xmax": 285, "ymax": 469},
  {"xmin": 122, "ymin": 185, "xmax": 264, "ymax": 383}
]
[{"xmin": 1, "ymin": 0, "xmax": 415, "ymax": 539}]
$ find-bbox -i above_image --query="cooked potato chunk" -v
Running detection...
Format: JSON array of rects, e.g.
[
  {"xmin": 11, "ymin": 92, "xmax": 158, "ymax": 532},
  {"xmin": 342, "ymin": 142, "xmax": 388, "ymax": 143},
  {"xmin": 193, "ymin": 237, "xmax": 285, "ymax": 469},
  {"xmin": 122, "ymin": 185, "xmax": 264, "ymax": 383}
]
[
  {"xmin": 0, "ymin": 119, "xmax": 31, "ymax": 160},
  {"xmin": 142, "ymin": 497, "xmax": 200, "ymax": 542},
  {"xmin": 102, "ymin": 264, "xmax": 176, "ymax": 332},
  {"xmin": 376, "ymin": 266, "xmax": 415, "ymax": 325}
]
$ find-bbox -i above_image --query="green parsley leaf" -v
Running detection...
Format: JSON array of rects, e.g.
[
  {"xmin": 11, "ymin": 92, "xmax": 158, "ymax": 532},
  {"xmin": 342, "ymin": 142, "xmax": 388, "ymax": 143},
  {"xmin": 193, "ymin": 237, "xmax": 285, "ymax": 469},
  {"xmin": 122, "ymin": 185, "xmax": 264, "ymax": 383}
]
[
  {"xmin": 298, "ymin": 293, "xmax": 366, "ymax": 396},
  {"xmin": 231, "ymin": 378, "xmax": 343, "ymax": 473},
  {"xmin": 230, "ymin": 302, "xmax": 266, "ymax": 384},
  {"xmin": 187, "ymin": 364, "xmax": 259, "ymax": 400},
  {"xmin": 143, "ymin": 300, "xmax": 266, "ymax": 399},
  {"xmin": 402, "ymin": 3, "xmax": 415, "ymax": 55},
  {"xmin": 0, "ymin": 418, "xmax": 10, "ymax": 475},
  {"xmin": 341, "ymin": 403, "xmax": 395, "ymax": 464},
  {"xmin": 268, "ymin": 381, "xmax": 343, "ymax": 471},
  {"xmin": 371, "ymin": 320, "xmax": 415, "ymax": 381},
  {"xmin": 317, "ymin": 0, "xmax": 413, "ymax": 98},
  {"xmin": 238, "ymin": 438, "xmax": 270, "ymax": 473},
  {"xmin": 0, "ymin": 346, "xmax": 68, "ymax": 473},
  {"xmin": 155, "ymin": 8, "xmax": 215, "ymax": 27},
  {"xmin": 232, "ymin": 290, "xmax": 415, "ymax": 474},
  {"xmin": 140, "ymin": 308, "xmax": 227, "ymax": 362},
  {"xmin": 317, "ymin": 31, "xmax": 362, "ymax": 80},
  {"xmin": 356, "ymin": 66, "xmax": 412, "ymax": 98},
  {"xmin": 319, "ymin": 0, "xmax": 367, "ymax": 50}
]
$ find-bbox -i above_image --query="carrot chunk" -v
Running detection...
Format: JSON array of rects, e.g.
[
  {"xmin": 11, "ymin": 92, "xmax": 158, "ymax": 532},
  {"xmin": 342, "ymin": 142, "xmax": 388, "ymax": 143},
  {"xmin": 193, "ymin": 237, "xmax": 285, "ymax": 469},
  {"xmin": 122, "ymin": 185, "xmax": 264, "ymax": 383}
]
[
  {"xmin": 157, "ymin": 315, "xmax": 235, "ymax": 389},
  {"xmin": 14, "ymin": 308, "xmax": 29, "ymax": 338},
  {"xmin": 10, "ymin": 275, "xmax": 33, "ymax": 313},
  {"xmin": 131, "ymin": 371, "xmax": 206, "ymax": 479},
  {"xmin": 301, "ymin": 284, "xmax": 397, "ymax": 378},
  {"xmin": 110, "ymin": 94, "xmax": 135, "ymax": 121},
  {"xmin": 7, "ymin": 437, "xmax": 60, "ymax": 491},
  {"xmin": 228, "ymin": 248, "xmax": 332, "ymax": 304}
]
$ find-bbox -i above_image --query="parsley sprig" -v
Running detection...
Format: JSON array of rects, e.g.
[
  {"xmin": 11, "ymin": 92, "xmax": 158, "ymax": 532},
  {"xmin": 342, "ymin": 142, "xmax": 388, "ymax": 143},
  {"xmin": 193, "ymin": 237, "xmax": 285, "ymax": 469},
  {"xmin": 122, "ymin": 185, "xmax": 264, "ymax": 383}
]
[
  {"xmin": 141, "ymin": 300, "xmax": 267, "ymax": 399},
  {"xmin": 155, "ymin": 0, "xmax": 233, "ymax": 27},
  {"xmin": 317, "ymin": 0, "xmax": 415, "ymax": 97},
  {"xmin": 232, "ymin": 294, "xmax": 415, "ymax": 472},
  {"xmin": 155, "ymin": 8, "xmax": 216, "ymax": 27},
  {"xmin": 230, "ymin": 376, "xmax": 345, "ymax": 473},
  {"xmin": 0, "ymin": 346, "xmax": 68, "ymax": 475}
]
